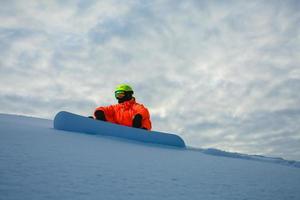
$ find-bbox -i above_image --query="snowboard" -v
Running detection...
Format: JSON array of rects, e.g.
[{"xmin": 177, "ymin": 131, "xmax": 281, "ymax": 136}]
[{"xmin": 53, "ymin": 111, "xmax": 186, "ymax": 148}]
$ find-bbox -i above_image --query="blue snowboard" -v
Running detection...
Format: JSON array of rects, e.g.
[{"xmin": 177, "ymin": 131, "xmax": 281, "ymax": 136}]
[{"xmin": 54, "ymin": 111, "xmax": 186, "ymax": 148}]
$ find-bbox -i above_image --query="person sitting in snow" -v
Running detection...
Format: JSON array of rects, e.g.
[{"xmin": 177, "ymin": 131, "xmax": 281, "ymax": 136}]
[{"xmin": 93, "ymin": 84, "xmax": 152, "ymax": 130}]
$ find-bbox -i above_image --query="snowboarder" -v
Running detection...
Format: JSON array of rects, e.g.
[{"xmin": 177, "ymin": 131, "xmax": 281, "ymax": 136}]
[{"xmin": 93, "ymin": 84, "xmax": 152, "ymax": 130}]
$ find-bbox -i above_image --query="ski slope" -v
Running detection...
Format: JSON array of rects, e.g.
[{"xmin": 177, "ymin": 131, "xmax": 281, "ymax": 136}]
[{"xmin": 0, "ymin": 113, "xmax": 300, "ymax": 200}]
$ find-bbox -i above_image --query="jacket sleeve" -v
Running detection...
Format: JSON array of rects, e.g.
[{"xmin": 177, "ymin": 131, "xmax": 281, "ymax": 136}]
[
  {"xmin": 94, "ymin": 105, "xmax": 116, "ymax": 123},
  {"xmin": 136, "ymin": 105, "xmax": 152, "ymax": 131}
]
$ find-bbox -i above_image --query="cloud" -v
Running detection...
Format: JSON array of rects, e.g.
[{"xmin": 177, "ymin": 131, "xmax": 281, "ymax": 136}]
[{"xmin": 0, "ymin": 0, "xmax": 299, "ymax": 160}]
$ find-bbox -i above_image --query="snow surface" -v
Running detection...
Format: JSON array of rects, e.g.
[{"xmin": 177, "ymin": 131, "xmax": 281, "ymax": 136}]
[{"xmin": 0, "ymin": 113, "xmax": 300, "ymax": 200}]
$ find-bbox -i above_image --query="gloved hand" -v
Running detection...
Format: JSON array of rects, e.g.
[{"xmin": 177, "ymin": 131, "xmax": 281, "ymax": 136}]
[
  {"xmin": 94, "ymin": 110, "xmax": 107, "ymax": 121},
  {"xmin": 132, "ymin": 114, "xmax": 142, "ymax": 128}
]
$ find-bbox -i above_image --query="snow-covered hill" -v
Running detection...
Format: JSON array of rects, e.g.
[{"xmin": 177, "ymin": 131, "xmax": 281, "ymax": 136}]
[{"xmin": 0, "ymin": 113, "xmax": 300, "ymax": 200}]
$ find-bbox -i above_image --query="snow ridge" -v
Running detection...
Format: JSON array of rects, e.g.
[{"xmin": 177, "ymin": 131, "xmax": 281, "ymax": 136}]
[
  {"xmin": 188, "ymin": 147, "xmax": 300, "ymax": 168},
  {"xmin": 1, "ymin": 113, "xmax": 299, "ymax": 167}
]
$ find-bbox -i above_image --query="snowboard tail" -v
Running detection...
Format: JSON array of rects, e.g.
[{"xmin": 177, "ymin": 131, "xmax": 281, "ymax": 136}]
[{"xmin": 53, "ymin": 111, "xmax": 186, "ymax": 148}]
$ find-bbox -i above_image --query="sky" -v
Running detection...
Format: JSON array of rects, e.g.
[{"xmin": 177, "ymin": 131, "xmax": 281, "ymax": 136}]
[{"xmin": 0, "ymin": 0, "xmax": 299, "ymax": 160}]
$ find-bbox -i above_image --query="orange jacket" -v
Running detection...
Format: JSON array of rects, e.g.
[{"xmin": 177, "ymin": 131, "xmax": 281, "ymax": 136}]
[{"xmin": 94, "ymin": 98, "xmax": 152, "ymax": 130}]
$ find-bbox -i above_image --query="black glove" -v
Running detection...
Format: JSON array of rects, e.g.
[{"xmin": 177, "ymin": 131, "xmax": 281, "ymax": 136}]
[
  {"xmin": 132, "ymin": 114, "xmax": 142, "ymax": 128},
  {"xmin": 94, "ymin": 110, "xmax": 107, "ymax": 121}
]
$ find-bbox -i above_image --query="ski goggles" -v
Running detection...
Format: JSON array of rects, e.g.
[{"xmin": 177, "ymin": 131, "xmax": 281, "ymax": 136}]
[{"xmin": 115, "ymin": 90, "xmax": 126, "ymax": 99}]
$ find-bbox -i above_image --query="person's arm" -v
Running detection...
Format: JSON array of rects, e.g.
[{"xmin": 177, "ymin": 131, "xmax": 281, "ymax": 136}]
[
  {"xmin": 133, "ymin": 106, "xmax": 152, "ymax": 130},
  {"xmin": 141, "ymin": 108, "xmax": 152, "ymax": 130},
  {"xmin": 94, "ymin": 105, "xmax": 115, "ymax": 122}
]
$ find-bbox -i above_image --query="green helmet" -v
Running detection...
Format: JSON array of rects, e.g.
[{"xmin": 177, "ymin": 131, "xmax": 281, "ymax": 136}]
[{"xmin": 115, "ymin": 84, "xmax": 134, "ymax": 93}]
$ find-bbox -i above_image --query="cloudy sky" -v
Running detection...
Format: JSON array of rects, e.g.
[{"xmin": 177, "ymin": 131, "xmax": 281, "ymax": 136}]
[{"xmin": 1, "ymin": 0, "xmax": 299, "ymax": 160}]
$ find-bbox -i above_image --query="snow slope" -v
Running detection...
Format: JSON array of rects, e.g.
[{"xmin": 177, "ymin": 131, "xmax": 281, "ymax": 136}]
[{"xmin": 0, "ymin": 113, "xmax": 300, "ymax": 200}]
